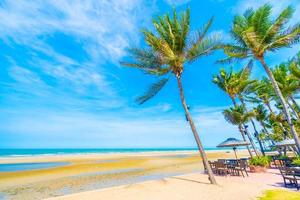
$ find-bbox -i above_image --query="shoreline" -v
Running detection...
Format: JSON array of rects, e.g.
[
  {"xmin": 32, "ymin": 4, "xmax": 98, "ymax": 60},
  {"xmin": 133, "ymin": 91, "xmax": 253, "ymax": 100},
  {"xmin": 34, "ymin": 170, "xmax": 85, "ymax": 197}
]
[
  {"xmin": 0, "ymin": 149, "xmax": 249, "ymax": 199},
  {"xmin": 0, "ymin": 149, "xmax": 236, "ymax": 164}
]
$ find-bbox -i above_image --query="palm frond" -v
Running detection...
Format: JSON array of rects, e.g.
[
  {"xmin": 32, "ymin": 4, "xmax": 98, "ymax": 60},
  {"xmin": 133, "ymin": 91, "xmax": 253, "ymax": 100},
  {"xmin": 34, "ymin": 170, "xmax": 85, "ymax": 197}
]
[
  {"xmin": 290, "ymin": 61, "xmax": 300, "ymax": 79},
  {"xmin": 186, "ymin": 33, "xmax": 221, "ymax": 62},
  {"xmin": 222, "ymin": 3, "xmax": 300, "ymax": 60},
  {"xmin": 263, "ymin": 6, "xmax": 294, "ymax": 43},
  {"xmin": 251, "ymin": 3, "xmax": 272, "ymax": 39},
  {"xmin": 136, "ymin": 78, "xmax": 170, "ymax": 104},
  {"xmin": 186, "ymin": 17, "xmax": 214, "ymax": 54},
  {"xmin": 223, "ymin": 105, "xmax": 252, "ymax": 125},
  {"xmin": 143, "ymin": 30, "xmax": 176, "ymax": 60},
  {"xmin": 266, "ymin": 24, "xmax": 300, "ymax": 51},
  {"xmin": 120, "ymin": 48, "xmax": 170, "ymax": 75}
]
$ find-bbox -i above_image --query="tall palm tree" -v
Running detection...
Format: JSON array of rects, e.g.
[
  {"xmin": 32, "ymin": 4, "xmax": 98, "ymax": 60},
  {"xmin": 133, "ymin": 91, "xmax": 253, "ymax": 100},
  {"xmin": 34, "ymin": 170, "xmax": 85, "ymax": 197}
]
[
  {"xmin": 221, "ymin": 4, "xmax": 300, "ymax": 153},
  {"xmin": 234, "ymin": 64, "xmax": 265, "ymax": 155},
  {"xmin": 253, "ymin": 104, "xmax": 275, "ymax": 145},
  {"xmin": 223, "ymin": 105, "xmax": 257, "ymax": 154},
  {"xmin": 272, "ymin": 64, "xmax": 300, "ymax": 118},
  {"xmin": 121, "ymin": 9, "xmax": 220, "ymax": 184},
  {"xmin": 213, "ymin": 67, "xmax": 257, "ymax": 156},
  {"xmin": 248, "ymin": 78, "xmax": 275, "ymax": 113}
]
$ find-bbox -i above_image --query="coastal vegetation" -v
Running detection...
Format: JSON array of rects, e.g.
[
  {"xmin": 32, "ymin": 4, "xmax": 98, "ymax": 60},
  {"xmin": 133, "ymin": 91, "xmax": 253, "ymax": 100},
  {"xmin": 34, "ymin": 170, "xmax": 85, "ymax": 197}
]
[
  {"xmin": 122, "ymin": 3, "xmax": 300, "ymax": 185},
  {"xmin": 219, "ymin": 3, "xmax": 300, "ymax": 153},
  {"xmin": 249, "ymin": 156, "xmax": 270, "ymax": 167},
  {"xmin": 121, "ymin": 9, "xmax": 220, "ymax": 184}
]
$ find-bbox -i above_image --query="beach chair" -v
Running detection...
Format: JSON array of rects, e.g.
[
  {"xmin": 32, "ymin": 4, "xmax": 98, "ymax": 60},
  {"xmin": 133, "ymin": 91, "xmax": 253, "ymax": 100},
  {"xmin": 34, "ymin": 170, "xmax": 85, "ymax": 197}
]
[
  {"xmin": 215, "ymin": 161, "xmax": 230, "ymax": 176},
  {"xmin": 279, "ymin": 167, "xmax": 300, "ymax": 190},
  {"xmin": 231, "ymin": 160, "xmax": 248, "ymax": 177},
  {"xmin": 208, "ymin": 161, "xmax": 218, "ymax": 174}
]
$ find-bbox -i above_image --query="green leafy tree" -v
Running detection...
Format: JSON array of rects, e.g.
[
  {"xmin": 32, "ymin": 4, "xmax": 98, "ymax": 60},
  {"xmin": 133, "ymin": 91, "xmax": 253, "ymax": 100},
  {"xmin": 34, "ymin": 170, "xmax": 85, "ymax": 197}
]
[
  {"xmin": 121, "ymin": 9, "xmax": 220, "ymax": 184},
  {"xmin": 220, "ymin": 4, "xmax": 300, "ymax": 152},
  {"xmin": 223, "ymin": 105, "xmax": 257, "ymax": 155}
]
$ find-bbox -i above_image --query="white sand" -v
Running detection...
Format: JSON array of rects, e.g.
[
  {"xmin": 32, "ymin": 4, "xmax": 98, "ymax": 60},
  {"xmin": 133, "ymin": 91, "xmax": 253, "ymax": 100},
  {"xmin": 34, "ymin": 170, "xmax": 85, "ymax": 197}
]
[{"xmin": 47, "ymin": 169, "xmax": 289, "ymax": 200}]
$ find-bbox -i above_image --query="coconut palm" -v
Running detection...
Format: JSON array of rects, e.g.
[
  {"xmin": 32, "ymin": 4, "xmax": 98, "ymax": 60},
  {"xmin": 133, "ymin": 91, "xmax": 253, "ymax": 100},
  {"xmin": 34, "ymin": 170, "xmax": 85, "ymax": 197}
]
[
  {"xmin": 212, "ymin": 68, "xmax": 240, "ymax": 105},
  {"xmin": 248, "ymin": 78, "xmax": 275, "ymax": 113},
  {"xmin": 213, "ymin": 67, "xmax": 258, "ymax": 156},
  {"xmin": 290, "ymin": 52, "xmax": 300, "ymax": 79},
  {"xmin": 234, "ymin": 64, "xmax": 265, "ymax": 155},
  {"xmin": 290, "ymin": 63, "xmax": 300, "ymax": 80},
  {"xmin": 253, "ymin": 104, "xmax": 270, "ymax": 134},
  {"xmin": 121, "ymin": 9, "xmax": 220, "ymax": 184},
  {"xmin": 220, "ymin": 4, "xmax": 300, "ymax": 152},
  {"xmin": 272, "ymin": 63, "xmax": 300, "ymax": 118},
  {"xmin": 253, "ymin": 104, "xmax": 275, "ymax": 146},
  {"xmin": 223, "ymin": 105, "xmax": 257, "ymax": 155}
]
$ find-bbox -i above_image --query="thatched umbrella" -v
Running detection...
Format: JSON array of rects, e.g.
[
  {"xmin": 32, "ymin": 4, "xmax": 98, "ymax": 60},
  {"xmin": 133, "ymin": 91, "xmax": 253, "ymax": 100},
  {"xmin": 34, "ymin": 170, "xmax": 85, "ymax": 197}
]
[{"xmin": 217, "ymin": 138, "xmax": 250, "ymax": 159}]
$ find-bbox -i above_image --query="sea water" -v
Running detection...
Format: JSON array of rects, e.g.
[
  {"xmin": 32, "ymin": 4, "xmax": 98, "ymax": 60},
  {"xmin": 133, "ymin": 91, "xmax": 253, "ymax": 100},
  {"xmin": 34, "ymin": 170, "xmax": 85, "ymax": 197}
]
[
  {"xmin": 0, "ymin": 162, "xmax": 69, "ymax": 172},
  {"xmin": 0, "ymin": 148, "xmax": 229, "ymax": 157}
]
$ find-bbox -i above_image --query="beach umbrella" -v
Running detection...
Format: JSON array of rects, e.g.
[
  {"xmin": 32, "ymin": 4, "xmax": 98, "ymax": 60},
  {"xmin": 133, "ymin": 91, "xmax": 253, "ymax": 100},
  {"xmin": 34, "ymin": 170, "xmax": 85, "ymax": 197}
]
[{"xmin": 217, "ymin": 138, "xmax": 250, "ymax": 159}]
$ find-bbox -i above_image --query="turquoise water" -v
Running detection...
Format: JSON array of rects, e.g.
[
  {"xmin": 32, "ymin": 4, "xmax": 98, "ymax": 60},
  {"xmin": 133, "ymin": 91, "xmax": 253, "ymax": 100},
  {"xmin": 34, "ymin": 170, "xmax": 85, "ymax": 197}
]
[
  {"xmin": 0, "ymin": 162, "xmax": 69, "ymax": 172},
  {"xmin": 0, "ymin": 148, "xmax": 228, "ymax": 157}
]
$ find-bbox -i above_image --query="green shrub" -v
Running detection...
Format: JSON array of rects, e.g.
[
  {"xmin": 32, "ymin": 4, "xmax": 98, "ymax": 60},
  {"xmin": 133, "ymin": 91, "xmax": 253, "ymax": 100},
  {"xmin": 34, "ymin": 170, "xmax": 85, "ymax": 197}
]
[
  {"xmin": 249, "ymin": 156, "xmax": 270, "ymax": 167},
  {"xmin": 278, "ymin": 155, "xmax": 289, "ymax": 160},
  {"xmin": 292, "ymin": 157, "xmax": 300, "ymax": 166}
]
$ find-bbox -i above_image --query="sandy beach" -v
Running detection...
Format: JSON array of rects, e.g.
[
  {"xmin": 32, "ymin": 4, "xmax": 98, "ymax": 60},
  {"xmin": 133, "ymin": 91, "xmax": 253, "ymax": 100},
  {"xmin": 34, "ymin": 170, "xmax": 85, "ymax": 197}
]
[
  {"xmin": 0, "ymin": 150, "xmax": 247, "ymax": 199},
  {"xmin": 47, "ymin": 169, "xmax": 288, "ymax": 200}
]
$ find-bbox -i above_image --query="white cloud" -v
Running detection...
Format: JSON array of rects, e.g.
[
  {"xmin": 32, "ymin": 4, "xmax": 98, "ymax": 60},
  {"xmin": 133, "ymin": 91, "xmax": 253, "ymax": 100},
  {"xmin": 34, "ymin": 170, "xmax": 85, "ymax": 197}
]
[
  {"xmin": 0, "ymin": 0, "xmax": 153, "ymax": 96},
  {"xmin": 9, "ymin": 66, "xmax": 43, "ymax": 85},
  {"xmin": 0, "ymin": 106, "xmax": 238, "ymax": 148}
]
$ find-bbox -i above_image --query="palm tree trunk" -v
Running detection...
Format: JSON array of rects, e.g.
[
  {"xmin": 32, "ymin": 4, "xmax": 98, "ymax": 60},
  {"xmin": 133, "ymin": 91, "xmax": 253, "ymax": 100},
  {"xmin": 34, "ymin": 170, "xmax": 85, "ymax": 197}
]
[
  {"xmin": 239, "ymin": 96, "xmax": 264, "ymax": 156},
  {"xmin": 287, "ymin": 97, "xmax": 299, "ymax": 119},
  {"xmin": 176, "ymin": 76, "xmax": 217, "ymax": 184},
  {"xmin": 238, "ymin": 124, "xmax": 254, "ymax": 157},
  {"xmin": 291, "ymin": 96, "xmax": 300, "ymax": 112},
  {"xmin": 264, "ymin": 101, "xmax": 274, "ymax": 113},
  {"xmin": 259, "ymin": 120, "xmax": 275, "ymax": 145},
  {"xmin": 229, "ymin": 97, "xmax": 254, "ymax": 157},
  {"xmin": 243, "ymin": 125, "xmax": 259, "ymax": 156},
  {"xmin": 258, "ymin": 57, "xmax": 300, "ymax": 154}
]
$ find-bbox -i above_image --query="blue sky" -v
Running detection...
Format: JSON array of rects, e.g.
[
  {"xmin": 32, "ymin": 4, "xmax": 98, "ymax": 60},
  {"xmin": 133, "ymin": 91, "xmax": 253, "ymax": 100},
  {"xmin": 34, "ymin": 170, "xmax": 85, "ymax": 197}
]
[{"xmin": 1, "ymin": 0, "xmax": 300, "ymax": 148}]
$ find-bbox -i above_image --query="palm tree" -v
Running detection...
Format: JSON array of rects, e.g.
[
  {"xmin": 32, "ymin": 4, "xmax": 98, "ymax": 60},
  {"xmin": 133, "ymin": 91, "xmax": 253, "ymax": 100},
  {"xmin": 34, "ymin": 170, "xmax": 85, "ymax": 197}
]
[
  {"xmin": 223, "ymin": 105, "xmax": 257, "ymax": 154},
  {"xmin": 234, "ymin": 64, "xmax": 265, "ymax": 155},
  {"xmin": 290, "ymin": 59, "xmax": 300, "ymax": 80},
  {"xmin": 212, "ymin": 68, "xmax": 239, "ymax": 105},
  {"xmin": 272, "ymin": 63, "xmax": 300, "ymax": 118},
  {"xmin": 221, "ymin": 4, "xmax": 300, "ymax": 153},
  {"xmin": 248, "ymin": 78, "xmax": 275, "ymax": 113},
  {"xmin": 213, "ymin": 67, "xmax": 257, "ymax": 156},
  {"xmin": 253, "ymin": 104, "xmax": 274, "ymax": 146},
  {"xmin": 121, "ymin": 9, "xmax": 220, "ymax": 184}
]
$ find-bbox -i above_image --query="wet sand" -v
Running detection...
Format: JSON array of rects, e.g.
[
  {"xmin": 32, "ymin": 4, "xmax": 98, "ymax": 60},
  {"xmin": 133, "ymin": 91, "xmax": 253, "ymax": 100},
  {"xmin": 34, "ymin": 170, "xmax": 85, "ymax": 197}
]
[
  {"xmin": 48, "ymin": 169, "xmax": 290, "ymax": 200},
  {"xmin": 0, "ymin": 150, "xmax": 248, "ymax": 199}
]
